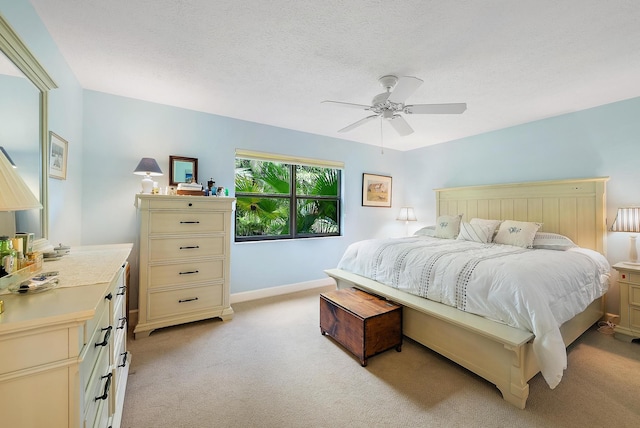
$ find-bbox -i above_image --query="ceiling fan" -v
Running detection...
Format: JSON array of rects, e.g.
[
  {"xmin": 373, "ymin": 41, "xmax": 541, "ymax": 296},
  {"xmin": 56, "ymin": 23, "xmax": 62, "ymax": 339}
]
[{"xmin": 322, "ymin": 75, "xmax": 467, "ymax": 136}]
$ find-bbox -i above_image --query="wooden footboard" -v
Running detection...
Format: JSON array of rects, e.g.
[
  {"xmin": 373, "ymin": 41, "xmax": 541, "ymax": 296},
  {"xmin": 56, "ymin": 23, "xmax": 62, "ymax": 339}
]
[{"xmin": 325, "ymin": 268, "xmax": 603, "ymax": 409}]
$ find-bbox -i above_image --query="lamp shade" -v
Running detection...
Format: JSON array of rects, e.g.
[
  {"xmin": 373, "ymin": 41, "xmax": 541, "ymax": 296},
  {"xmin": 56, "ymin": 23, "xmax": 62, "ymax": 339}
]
[
  {"xmin": 611, "ymin": 207, "xmax": 640, "ymax": 232},
  {"xmin": 0, "ymin": 146, "xmax": 16, "ymax": 168},
  {"xmin": 0, "ymin": 147, "xmax": 42, "ymax": 211},
  {"xmin": 396, "ymin": 206, "xmax": 417, "ymax": 222},
  {"xmin": 133, "ymin": 157, "xmax": 163, "ymax": 176}
]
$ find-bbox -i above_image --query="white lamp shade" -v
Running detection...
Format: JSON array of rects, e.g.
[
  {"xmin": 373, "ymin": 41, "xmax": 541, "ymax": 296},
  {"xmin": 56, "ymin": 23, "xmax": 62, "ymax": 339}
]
[
  {"xmin": 396, "ymin": 206, "xmax": 417, "ymax": 222},
  {"xmin": 0, "ymin": 149, "xmax": 42, "ymax": 211}
]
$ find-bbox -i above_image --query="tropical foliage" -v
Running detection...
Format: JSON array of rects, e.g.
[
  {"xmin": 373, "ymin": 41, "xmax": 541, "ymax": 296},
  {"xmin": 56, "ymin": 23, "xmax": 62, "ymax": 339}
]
[{"xmin": 235, "ymin": 159, "xmax": 340, "ymax": 240}]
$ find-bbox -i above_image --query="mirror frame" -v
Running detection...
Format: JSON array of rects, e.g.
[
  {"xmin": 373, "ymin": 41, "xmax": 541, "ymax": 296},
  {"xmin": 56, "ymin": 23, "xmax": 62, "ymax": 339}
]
[
  {"xmin": 169, "ymin": 155, "xmax": 198, "ymax": 186},
  {"xmin": 0, "ymin": 14, "xmax": 57, "ymax": 245}
]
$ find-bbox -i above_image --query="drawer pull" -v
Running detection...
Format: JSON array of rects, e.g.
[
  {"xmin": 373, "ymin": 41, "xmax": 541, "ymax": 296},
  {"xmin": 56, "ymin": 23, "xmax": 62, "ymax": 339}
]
[
  {"xmin": 95, "ymin": 373, "xmax": 112, "ymax": 401},
  {"xmin": 179, "ymin": 270, "xmax": 199, "ymax": 275},
  {"xmin": 117, "ymin": 316, "xmax": 127, "ymax": 330},
  {"xmin": 179, "ymin": 245, "xmax": 200, "ymax": 250},
  {"xmin": 95, "ymin": 326, "xmax": 112, "ymax": 347},
  {"xmin": 118, "ymin": 351, "xmax": 129, "ymax": 368},
  {"xmin": 179, "ymin": 220, "xmax": 200, "ymax": 224},
  {"xmin": 117, "ymin": 285, "xmax": 127, "ymax": 296},
  {"xmin": 105, "ymin": 292, "xmax": 113, "ymax": 301},
  {"xmin": 178, "ymin": 297, "xmax": 199, "ymax": 303}
]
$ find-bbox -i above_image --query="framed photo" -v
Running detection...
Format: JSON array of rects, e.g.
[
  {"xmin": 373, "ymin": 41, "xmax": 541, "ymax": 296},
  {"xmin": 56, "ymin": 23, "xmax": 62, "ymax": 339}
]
[
  {"xmin": 362, "ymin": 173, "xmax": 392, "ymax": 207},
  {"xmin": 49, "ymin": 131, "xmax": 68, "ymax": 180}
]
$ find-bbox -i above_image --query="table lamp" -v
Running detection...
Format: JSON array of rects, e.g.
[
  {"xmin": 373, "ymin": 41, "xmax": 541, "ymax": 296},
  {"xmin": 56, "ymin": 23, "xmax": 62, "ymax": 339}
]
[
  {"xmin": 397, "ymin": 206, "xmax": 417, "ymax": 236},
  {"xmin": 611, "ymin": 207, "xmax": 640, "ymax": 265},
  {"xmin": 133, "ymin": 157, "xmax": 163, "ymax": 194}
]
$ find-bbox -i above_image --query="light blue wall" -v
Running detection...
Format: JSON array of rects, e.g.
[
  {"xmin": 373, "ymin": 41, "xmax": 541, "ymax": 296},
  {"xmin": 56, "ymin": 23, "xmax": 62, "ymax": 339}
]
[
  {"xmin": 0, "ymin": 0, "xmax": 84, "ymax": 245},
  {"xmin": 81, "ymin": 91, "xmax": 407, "ymax": 307}
]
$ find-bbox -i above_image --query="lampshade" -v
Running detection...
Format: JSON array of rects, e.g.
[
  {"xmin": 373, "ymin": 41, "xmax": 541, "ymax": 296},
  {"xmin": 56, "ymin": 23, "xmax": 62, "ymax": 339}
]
[
  {"xmin": 0, "ymin": 146, "xmax": 16, "ymax": 168},
  {"xmin": 0, "ymin": 147, "xmax": 42, "ymax": 211},
  {"xmin": 611, "ymin": 207, "xmax": 640, "ymax": 265},
  {"xmin": 396, "ymin": 207, "xmax": 417, "ymax": 222},
  {"xmin": 133, "ymin": 157, "xmax": 163, "ymax": 194}
]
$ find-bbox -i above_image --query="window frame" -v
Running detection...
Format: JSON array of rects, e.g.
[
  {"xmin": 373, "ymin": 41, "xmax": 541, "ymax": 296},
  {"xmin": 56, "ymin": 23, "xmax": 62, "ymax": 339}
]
[{"xmin": 234, "ymin": 151, "xmax": 343, "ymax": 242}]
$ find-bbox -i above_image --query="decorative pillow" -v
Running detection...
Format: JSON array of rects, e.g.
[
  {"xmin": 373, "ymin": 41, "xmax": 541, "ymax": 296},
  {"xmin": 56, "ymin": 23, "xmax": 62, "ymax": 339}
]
[
  {"xmin": 414, "ymin": 226, "xmax": 436, "ymax": 237},
  {"xmin": 493, "ymin": 220, "xmax": 542, "ymax": 248},
  {"xmin": 435, "ymin": 214, "xmax": 463, "ymax": 239},
  {"xmin": 470, "ymin": 218, "xmax": 502, "ymax": 239},
  {"xmin": 532, "ymin": 232, "xmax": 577, "ymax": 250},
  {"xmin": 457, "ymin": 222, "xmax": 493, "ymax": 243}
]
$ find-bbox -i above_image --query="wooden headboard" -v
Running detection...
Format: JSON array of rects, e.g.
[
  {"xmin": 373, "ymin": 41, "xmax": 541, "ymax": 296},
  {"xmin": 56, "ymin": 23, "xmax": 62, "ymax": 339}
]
[{"xmin": 435, "ymin": 177, "xmax": 609, "ymax": 254}]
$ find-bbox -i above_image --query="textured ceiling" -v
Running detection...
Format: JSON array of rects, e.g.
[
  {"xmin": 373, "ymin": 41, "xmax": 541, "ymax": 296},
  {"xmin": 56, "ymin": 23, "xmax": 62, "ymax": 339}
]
[{"xmin": 28, "ymin": 0, "xmax": 640, "ymax": 151}]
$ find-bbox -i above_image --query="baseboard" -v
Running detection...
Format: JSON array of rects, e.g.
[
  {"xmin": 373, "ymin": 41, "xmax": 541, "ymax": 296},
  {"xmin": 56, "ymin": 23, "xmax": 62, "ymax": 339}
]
[
  {"xmin": 127, "ymin": 278, "xmax": 337, "ymax": 323},
  {"xmin": 230, "ymin": 277, "xmax": 336, "ymax": 304}
]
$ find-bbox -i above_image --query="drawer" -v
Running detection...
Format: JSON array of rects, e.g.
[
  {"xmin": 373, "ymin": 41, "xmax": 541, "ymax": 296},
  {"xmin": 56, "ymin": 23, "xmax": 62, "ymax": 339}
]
[
  {"xmin": 630, "ymin": 284, "xmax": 640, "ymax": 306},
  {"xmin": 630, "ymin": 306, "xmax": 640, "ymax": 330},
  {"xmin": 84, "ymin": 291, "xmax": 111, "ymax": 345},
  {"xmin": 147, "ymin": 198, "xmax": 221, "ymax": 211},
  {"xmin": 149, "ymin": 235, "xmax": 224, "ymax": 262},
  {"xmin": 149, "ymin": 259, "xmax": 224, "ymax": 289},
  {"xmin": 83, "ymin": 349, "xmax": 111, "ymax": 428},
  {"xmin": 149, "ymin": 211, "xmax": 225, "ymax": 234},
  {"xmin": 80, "ymin": 307, "xmax": 112, "ymax": 392},
  {"xmin": 148, "ymin": 284, "xmax": 223, "ymax": 320},
  {"xmin": 0, "ymin": 328, "xmax": 69, "ymax": 375}
]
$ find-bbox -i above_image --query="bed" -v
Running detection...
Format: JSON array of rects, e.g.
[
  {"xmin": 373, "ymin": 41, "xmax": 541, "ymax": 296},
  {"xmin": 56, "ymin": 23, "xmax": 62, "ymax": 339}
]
[{"xmin": 325, "ymin": 177, "xmax": 610, "ymax": 409}]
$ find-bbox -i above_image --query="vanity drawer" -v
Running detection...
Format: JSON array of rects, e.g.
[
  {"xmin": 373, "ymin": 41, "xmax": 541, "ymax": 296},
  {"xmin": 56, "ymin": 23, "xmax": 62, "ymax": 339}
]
[
  {"xmin": 147, "ymin": 198, "xmax": 222, "ymax": 211},
  {"xmin": 149, "ymin": 211, "xmax": 225, "ymax": 234},
  {"xmin": 83, "ymin": 349, "xmax": 111, "ymax": 428},
  {"xmin": 148, "ymin": 284, "xmax": 223, "ymax": 319},
  {"xmin": 0, "ymin": 328, "xmax": 69, "ymax": 375},
  {"xmin": 149, "ymin": 235, "xmax": 224, "ymax": 261},
  {"xmin": 80, "ymin": 306, "xmax": 112, "ymax": 392},
  {"xmin": 149, "ymin": 259, "xmax": 224, "ymax": 289}
]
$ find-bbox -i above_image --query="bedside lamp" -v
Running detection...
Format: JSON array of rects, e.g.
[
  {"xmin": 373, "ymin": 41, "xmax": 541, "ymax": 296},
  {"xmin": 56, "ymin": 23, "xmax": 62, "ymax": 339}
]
[
  {"xmin": 611, "ymin": 207, "xmax": 640, "ymax": 265},
  {"xmin": 397, "ymin": 206, "xmax": 417, "ymax": 236},
  {"xmin": 133, "ymin": 157, "xmax": 163, "ymax": 194},
  {"xmin": 0, "ymin": 147, "xmax": 16, "ymax": 168}
]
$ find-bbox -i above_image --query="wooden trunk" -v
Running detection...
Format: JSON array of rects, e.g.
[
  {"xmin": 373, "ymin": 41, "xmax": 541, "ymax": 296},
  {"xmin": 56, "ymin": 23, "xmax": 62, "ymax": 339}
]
[{"xmin": 320, "ymin": 288, "xmax": 402, "ymax": 366}]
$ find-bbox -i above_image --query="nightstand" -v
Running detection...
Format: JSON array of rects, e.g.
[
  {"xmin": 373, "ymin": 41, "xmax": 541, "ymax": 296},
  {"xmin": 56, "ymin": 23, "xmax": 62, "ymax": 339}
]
[{"xmin": 613, "ymin": 262, "xmax": 640, "ymax": 342}]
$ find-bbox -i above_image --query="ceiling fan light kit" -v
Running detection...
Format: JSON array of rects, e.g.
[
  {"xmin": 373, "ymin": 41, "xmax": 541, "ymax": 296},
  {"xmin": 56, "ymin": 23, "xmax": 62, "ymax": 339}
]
[{"xmin": 323, "ymin": 75, "xmax": 467, "ymax": 136}]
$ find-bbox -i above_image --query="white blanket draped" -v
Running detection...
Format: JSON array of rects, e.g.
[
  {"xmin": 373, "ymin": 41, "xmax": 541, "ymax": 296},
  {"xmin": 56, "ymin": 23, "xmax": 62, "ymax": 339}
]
[{"xmin": 337, "ymin": 236, "xmax": 610, "ymax": 388}]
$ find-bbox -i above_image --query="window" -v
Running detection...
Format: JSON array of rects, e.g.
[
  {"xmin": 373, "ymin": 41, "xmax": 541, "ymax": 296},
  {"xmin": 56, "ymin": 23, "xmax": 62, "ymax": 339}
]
[{"xmin": 234, "ymin": 150, "xmax": 342, "ymax": 242}]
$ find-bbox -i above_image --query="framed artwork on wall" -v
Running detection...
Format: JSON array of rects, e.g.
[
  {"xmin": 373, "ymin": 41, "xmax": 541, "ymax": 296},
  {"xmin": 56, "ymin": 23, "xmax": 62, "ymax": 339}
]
[
  {"xmin": 49, "ymin": 131, "xmax": 68, "ymax": 180},
  {"xmin": 362, "ymin": 173, "xmax": 392, "ymax": 207}
]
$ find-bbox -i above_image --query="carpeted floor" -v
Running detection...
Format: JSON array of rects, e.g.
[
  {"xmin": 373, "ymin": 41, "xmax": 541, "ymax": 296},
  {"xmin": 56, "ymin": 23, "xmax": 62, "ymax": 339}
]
[{"xmin": 121, "ymin": 289, "xmax": 640, "ymax": 428}]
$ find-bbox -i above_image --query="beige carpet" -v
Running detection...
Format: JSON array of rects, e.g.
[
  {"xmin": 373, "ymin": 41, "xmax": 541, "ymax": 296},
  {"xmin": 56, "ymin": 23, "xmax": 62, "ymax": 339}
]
[{"xmin": 121, "ymin": 289, "xmax": 640, "ymax": 428}]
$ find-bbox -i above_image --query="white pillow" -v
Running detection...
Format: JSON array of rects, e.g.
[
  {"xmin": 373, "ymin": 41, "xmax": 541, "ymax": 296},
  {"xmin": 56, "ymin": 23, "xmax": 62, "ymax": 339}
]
[
  {"xmin": 414, "ymin": 226, "xmax": 436, "ymax": 237},
  {"xmin": 457, "ymin": 222, "xmax": 493, "ymax": 243},
  {"xmin": 470, "ymin": 218, "xmax": 502, "ymax": 239},
  {"xmin": 494, "ymin": 220, "xmax": 542, "ymax": 248},
  {"xmin": 532, "ymin": 232, "xmax": 577, "ymax": 250},
  {"xmin": 435, "ymin": 214, "xmax": 463, "ymax": 239}
]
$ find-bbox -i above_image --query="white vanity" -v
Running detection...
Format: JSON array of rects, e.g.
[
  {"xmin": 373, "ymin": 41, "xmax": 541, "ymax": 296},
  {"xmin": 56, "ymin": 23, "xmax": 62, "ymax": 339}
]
[{"xmin": 0, "ymin": 244, "xmax": 132, "ymax": 428}]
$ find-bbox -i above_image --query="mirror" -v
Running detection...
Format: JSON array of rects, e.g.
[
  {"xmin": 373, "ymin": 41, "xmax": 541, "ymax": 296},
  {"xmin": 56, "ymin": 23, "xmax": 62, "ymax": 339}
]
[
  {"xmin": 0, "ymin": 14, "xmax": 57, "ymax": 245},
  {"xmin": 169, "ymin": 155, "xmax": 198, "ymax": 186}
]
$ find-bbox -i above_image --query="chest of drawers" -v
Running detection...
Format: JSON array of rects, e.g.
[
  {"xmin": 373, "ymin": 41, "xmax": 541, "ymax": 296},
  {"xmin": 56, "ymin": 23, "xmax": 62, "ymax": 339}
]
[
  {"xmin": 613, "ymin": 262, "xmax": 640, "ymax": 341},
  {"xmin": 0, "ymin": 244, "xmax": 132, "ymax": 428},
  {"xmin": 134, "ymin": 195, "xmax": 234, "ymax": 339}
]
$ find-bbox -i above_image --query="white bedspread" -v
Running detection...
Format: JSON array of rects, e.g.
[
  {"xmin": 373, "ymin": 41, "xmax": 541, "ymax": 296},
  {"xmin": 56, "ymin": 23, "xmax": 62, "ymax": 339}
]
[{"xmin": 337, "ymin": 236, "xmax": 610, "ymax": 388}]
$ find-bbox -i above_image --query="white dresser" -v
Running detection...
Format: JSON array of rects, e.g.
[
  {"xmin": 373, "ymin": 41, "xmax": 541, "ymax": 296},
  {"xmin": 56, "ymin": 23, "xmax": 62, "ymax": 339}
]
[
  {"xmin": 0, "ymin": 244, "xmax": 132, "ymax": 428},
  {"xmin": 134, "ymin": 195, "xmax": 234, "ymax": 339}
]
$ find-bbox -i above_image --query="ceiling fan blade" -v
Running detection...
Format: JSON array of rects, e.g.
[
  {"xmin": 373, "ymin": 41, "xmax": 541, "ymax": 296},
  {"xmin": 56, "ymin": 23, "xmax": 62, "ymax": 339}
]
[
  {"xmin": 322, "ymin": 100, "xmax": 372, "ymax": 110},
  {"xmin": 405, "ymin": 103, "xmax": 467, "ymax": 114},
  {"xmin": 338, "ymin": 114, "xmax": 379, "ymax": 133},
  {"xmin": 388, "ymin": 115, "xmax": 414, "ymax": 136},
  {"xmin": 387, "ymin": 76, "xmax": 423, "ymax": 104}
]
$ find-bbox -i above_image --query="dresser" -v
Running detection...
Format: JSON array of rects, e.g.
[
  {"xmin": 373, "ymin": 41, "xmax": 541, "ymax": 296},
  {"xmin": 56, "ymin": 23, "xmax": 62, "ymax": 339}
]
[
  {"xmin": 134, "ymin": 195, "xmax": 234, "ymax": 339},
  {"xmin": 0, "ymin": 244, "xmax": 132, "ymax": 428},
  {"xmin": 613, "ymin": 262, "xmax": 640, "ymax": 341}
]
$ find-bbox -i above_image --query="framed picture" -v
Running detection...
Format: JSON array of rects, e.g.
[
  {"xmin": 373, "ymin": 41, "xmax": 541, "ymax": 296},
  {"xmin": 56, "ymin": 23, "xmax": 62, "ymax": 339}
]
[
  {"xmin": 362, "ymin": 173, "xmax": 392, "ymax": 207},
  {"xmin": 49, "ymin": 131, "xmax": 68, "ymax": 180}
]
